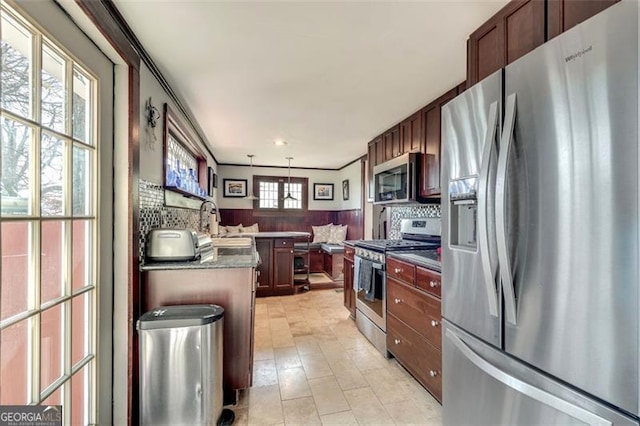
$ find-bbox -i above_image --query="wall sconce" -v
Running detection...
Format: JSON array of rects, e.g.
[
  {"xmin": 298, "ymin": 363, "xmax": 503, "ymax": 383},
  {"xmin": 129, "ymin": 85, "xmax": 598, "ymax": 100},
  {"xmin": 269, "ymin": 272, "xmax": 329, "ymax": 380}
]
[
  {"xmin": 145, "ymin": 97, "xmax": 161, "ymax": 150},
  {"xmin": 146, "ymin": 97, "xmax": 160, "ymax": 128}
]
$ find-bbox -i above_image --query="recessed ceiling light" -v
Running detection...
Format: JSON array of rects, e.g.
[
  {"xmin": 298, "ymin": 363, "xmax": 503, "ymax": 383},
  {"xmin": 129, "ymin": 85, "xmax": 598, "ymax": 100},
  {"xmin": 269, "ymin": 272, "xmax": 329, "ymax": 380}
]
[{"xmin": 274, "ymin": 140, "xmax": 288, "ymax": 146}]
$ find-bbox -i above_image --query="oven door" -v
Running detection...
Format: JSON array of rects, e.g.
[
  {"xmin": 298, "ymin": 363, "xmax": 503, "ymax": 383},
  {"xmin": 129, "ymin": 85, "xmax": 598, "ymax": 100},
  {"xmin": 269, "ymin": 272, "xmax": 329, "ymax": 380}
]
[{"xmin": 354, "ymin": 256, "xmax": 386, "ymax": 331}]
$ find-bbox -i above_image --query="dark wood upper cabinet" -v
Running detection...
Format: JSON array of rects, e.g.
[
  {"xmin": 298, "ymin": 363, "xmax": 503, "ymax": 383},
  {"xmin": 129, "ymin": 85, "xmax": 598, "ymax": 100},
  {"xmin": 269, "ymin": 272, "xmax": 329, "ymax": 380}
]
[
  {"xmin": 401, "ymin": 111, "xmax": 424, "ymax": 154},
  {"xmin": 420, "ymin": 87, "xmax": 459, "ymax": 198},
  {"xmin": 467, "ymin": 0, "xmax": 545, "ymax": 86},
  {"xmin": 457, "ymin": 81, "xmax": 467, "ymax": 95},
  {"xmin": 366, "ymin": 135, "xmax": 384, "ymax": 202},
  {"xmin": 547, "ymin": 0, "xmax": 620, "ymax": 40},
  {"xmin": 383, "ymin": 125, "xmax": 401, "ymax": 162}
]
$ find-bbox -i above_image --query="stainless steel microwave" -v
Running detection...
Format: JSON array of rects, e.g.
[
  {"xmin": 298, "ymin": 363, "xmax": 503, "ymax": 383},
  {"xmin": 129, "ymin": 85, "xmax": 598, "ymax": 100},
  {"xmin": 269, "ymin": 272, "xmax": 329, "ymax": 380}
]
[{"xmin": 373, "ymin": 152, "xmax": 421, "ymax": 204}]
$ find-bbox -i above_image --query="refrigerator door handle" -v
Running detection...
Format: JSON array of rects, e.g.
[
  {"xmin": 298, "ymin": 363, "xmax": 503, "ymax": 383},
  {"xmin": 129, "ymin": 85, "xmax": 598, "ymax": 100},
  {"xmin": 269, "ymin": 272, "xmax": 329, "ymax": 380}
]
[
  {"xmin": 445, "ymin": 329, "xmax": 613, "ymax": 426},
  {"xmin": 477, "ymin": 101, "xmax": 499, "ymax": 317},
  {"xmin": 496, "ymin": 93, "xmax": 517, "ymax": 325}
]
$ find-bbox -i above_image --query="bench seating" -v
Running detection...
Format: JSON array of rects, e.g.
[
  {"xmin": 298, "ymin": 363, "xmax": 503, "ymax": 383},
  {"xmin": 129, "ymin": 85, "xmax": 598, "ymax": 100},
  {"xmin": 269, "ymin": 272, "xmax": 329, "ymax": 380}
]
[{"xmin": 295, "ymin": 242, "xmax": 344, "ymax": 279}]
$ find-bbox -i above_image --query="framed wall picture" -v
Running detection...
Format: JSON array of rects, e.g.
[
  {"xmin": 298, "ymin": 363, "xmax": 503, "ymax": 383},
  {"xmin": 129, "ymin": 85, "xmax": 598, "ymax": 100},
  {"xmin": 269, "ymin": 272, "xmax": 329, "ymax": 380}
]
[
  {"xmin": 342, "ymin": 179, "xmax": 349, "ymax": 201},
  {"xmin": 207, "ymin": 166, "xmax": 218, "ymax": 196},
  {"xmin": 223, "ymin": 179, "xmax": 247, "ymax": 197},
  {"xmin": 313, "ymin": 183, "xmax": 334, "ymax": 200}
]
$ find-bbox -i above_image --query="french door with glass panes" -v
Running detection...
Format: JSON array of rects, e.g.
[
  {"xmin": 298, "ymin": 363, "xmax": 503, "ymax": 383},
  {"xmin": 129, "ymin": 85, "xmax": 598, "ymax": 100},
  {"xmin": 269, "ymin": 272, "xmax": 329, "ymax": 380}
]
[{"xmin": 0, "ymin": 2, "xmax": 102, "ymax": 424}]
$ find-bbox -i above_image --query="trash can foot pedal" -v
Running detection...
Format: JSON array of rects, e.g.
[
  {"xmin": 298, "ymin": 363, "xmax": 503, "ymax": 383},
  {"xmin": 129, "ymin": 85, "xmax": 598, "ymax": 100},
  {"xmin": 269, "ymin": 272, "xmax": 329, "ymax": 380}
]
[{"xmin": 217, "ymin": 408, "xmax": 235, "ymax": 426}]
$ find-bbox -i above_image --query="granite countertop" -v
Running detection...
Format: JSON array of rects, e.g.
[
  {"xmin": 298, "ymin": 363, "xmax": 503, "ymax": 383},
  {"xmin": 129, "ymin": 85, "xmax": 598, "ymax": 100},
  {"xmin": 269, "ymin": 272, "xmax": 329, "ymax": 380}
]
[
  {"xmin": 140, "ymin": 246, "xmax": 260, "ymax": 271},
  {"xmin": 249, "ymin": 231, "xmax": 311, "ymax": 238}
]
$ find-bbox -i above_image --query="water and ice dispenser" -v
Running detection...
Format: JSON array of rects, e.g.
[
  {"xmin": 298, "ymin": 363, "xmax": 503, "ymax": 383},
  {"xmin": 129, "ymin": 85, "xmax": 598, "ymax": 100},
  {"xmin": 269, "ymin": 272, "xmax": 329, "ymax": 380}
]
[{"xmin": 449, "ymin": 177, "xmax": 478, "ymax": 250}]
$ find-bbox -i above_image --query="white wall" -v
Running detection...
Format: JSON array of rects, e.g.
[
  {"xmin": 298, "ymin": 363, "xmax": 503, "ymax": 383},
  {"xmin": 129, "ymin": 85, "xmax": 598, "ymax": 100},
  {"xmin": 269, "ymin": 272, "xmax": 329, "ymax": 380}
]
[
  {"xmin": 138, "ymin": 64, "xmax": 219, "ymax": 199},
  {"xmin": 218, "ymin": 159, "xmax": 363, "ymax": 211}
]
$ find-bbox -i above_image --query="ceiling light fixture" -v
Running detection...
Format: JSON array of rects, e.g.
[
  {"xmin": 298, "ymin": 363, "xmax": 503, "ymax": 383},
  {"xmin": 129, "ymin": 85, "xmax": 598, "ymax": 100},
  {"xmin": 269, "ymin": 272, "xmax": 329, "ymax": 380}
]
[
  {"xmin": 245, "ymin": 154, "xmax": 259, "ymax": 200},
  {"xmin": 284, "ymin": 156, "xmax": 296, "ymax": 201},
  {"xmin": 274, "ymin": 140, "xmax": 288, "ymax": 146}
]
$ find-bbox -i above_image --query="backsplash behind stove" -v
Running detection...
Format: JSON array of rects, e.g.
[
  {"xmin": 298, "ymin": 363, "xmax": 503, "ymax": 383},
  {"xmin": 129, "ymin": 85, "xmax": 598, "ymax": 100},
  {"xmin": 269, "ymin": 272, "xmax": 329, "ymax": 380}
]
[{"xmin": 388, "ymin": 204, "xmax": 441, "ymax": 240}]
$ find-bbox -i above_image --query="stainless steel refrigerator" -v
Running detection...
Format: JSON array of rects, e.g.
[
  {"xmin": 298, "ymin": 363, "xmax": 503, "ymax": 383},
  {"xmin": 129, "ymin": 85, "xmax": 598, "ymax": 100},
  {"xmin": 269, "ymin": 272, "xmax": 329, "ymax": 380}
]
[{"xmin": 441, "ymin": 1, "xmax": 639, "ymax": 424}]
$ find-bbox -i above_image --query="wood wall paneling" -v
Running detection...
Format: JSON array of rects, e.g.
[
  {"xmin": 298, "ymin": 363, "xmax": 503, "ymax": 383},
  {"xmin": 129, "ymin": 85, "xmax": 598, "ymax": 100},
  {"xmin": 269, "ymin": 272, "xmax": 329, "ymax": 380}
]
[
  {"xmin": 335, "ymin": 209, "xmax": 364, "ymax": 240},
  {"xmin": 220, "ymin": 209, "xmax": 364, "ymax": 241}
]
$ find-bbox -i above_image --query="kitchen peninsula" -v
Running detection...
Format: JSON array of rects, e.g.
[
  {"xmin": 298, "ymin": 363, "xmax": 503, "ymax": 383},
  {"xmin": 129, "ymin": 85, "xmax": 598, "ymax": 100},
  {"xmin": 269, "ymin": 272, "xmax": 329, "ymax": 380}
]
[
  {"xmin": 251, "ymin": 231, "xmax": 311, "ymax": 297},
  {"xmin": 141, "ymin": 245, "xmax": 260, "ymax": 395}
]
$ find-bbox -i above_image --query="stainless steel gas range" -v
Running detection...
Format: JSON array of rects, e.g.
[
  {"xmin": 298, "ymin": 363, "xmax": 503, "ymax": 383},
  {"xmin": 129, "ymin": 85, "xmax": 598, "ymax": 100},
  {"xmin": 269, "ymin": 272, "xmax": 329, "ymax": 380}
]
[{"xmin": 352, "ymin": 218, "xmax": 440, "ymax": 357}]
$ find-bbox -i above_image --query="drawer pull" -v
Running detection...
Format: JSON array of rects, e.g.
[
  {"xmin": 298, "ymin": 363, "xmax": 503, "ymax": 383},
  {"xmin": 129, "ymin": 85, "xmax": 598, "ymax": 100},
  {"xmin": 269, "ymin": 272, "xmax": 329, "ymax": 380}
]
[
  {"xmin": 429, "ymin": 280, "xmax": 440, "ymax": 288},
  {"xmin": 394, "ymin": 298, "xmax": 402, "ymax": 304},
  {"xmin": 431, "ymin": 320, "xmax": 440, "ymax": 327},
  {"xmin": 429, "ymin": 370, "xmax": 438, "ymax": 378},
  {"xmin": 394, "ymin": 268, "xmax": 403, "ymax": 274},
  {"xmin": 394, "ymin": 338, "xmax": 401, "ymax": 345}
]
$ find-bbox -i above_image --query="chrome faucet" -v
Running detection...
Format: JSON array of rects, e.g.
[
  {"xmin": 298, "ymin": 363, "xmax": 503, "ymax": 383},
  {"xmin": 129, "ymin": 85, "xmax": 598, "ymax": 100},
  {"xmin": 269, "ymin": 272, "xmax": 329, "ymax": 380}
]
[{"xmin": 199, "ymin": 199, "xmax": 220, "ymax": 233}]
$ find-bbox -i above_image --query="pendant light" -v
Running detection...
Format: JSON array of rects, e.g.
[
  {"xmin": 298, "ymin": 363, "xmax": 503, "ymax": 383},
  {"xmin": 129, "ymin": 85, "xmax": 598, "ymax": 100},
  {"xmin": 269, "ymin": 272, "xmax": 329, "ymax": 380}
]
[
  {"xmin": 284, "ymin": 156, "xmax": 297, "ymax": 201},
  {"xmin": 245, "ymin": 154, "xmax": 259, "ymax": 200}
]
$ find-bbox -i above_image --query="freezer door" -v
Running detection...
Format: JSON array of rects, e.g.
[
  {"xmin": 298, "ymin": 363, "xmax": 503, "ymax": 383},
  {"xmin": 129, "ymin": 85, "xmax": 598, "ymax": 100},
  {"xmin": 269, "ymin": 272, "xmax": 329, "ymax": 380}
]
[
  {"xmin": 502, "ymin": 0, "xmax": 639, "ymax": 415},
  {"xmin": 443, "ymin": 321, "xmax": 638, "ymax": 426},
  {"xmin": 441, "ymin": 70, "xmax": 502, "ymax": 347}
]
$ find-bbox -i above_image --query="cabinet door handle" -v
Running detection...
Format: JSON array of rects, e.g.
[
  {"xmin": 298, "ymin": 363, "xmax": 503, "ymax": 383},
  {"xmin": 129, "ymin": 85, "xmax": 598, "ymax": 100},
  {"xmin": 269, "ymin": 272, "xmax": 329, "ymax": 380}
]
[
  {"xmin": 431, "ymin": 320, "xmax": 439, "ymax": 327},
  {"xmin": 394, "ymin": 338, "xmax": 401, "ymax": 345},
  {"xmin": 429, "ymin": 280, "xmax": 440, "ymax": 288},
  {"xmin": 429, "ymin": 370, "xmax": 438, "ymax": 377},
  {"xmin": 394, "ymin": 268, "xmax": 403, "ymax": 274},
  {"xmin": 394, "ymin": 298, "xmax": 402, "ymax": 304}
]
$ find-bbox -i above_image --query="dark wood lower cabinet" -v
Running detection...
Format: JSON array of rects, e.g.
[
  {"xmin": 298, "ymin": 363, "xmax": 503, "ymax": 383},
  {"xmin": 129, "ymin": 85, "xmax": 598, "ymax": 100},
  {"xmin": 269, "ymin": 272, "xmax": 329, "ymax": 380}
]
[
  {"xmin": 309, "ymin": 248, "xmax": 324, "ymax": 273},
  {"xmin": 343, "ymin": 246, "xmax": 355, "ymax": 318},
  {"xmin": 386, "ymin": 257, "xmax": 443, "ymax": 402},
  {"xmin": 387, "ymin": 314, "xmax": 442, "ymax": 402},
  {"xmin": 255, "ymin": 237, "xmax": 294, "ymax": 297},
  {"xmin": 273, "ymin": 247, "xmax": 294, "ymax": 293},
  {"xmin": 343, "ymin": 257, "xmax": 355, "ymax": 318},
  {"xmin": 255, "ymin": 238, "xmax": 273, "ymax": 296}
]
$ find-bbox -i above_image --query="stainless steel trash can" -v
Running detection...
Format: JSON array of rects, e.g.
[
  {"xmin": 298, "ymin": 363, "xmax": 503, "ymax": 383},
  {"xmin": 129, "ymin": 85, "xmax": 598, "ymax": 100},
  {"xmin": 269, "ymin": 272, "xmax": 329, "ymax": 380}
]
[{"xmin": 138, "ymin": 304, "xmax": 224, "ymax": 426}]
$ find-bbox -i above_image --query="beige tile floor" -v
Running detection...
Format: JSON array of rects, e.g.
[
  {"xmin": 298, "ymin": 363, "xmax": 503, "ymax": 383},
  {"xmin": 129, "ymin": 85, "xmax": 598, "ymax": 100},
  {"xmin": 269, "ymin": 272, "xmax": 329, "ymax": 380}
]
[{"xmin": 230, "ymin": 289, "xmax": 442, "ymax": 425}]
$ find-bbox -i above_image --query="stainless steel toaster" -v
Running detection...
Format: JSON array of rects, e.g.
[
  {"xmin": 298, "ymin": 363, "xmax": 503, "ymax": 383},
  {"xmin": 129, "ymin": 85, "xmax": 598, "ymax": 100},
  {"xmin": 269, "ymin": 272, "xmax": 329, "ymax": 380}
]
[{"xmin": 146, "ymin": 228, "xmax": 200, "ymax": 262}]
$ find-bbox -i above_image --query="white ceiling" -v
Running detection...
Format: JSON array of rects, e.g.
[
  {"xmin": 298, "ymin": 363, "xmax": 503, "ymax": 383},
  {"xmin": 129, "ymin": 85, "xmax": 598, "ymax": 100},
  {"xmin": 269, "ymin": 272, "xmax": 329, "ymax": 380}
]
[{"xmin": 113, "ymin": 1, "xmax": 507, "ymax": 169}]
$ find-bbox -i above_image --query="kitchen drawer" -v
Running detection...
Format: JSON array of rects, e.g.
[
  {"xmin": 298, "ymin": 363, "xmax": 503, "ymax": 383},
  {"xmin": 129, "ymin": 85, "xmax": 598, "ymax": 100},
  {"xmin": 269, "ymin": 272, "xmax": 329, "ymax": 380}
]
[
  {"xmin": 387, "ymin": 314, "xmax": 442, "ymax": 402},
  {"xmin": 387, "ymin": 257, "xmax": 415, "ymax": 284},
  {"xmin": 344, "ymin": 245, "xmax": 355, "ymax": 261},
  {"xmin": 274, "ymin": 238, "xmax": 293, "ymax": 248},
  {"xmin": 416, "ymin": 266, "xmax": 441, "ymax": 299},
  {"xmin": 387, "ymin": 276, "xmax": 442, "ymax": 349}
]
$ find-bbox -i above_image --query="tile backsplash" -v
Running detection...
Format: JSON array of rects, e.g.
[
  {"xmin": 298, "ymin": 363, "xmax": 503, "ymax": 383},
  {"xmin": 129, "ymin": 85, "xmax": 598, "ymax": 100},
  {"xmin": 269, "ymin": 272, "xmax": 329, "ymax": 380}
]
[
  {"xmin": 388, "ymin": 204, "xmax": 441, "ymax": 239},
  {"xmin": 139, "ymin": 180, "xmax": 201, "ymax": 261}
]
